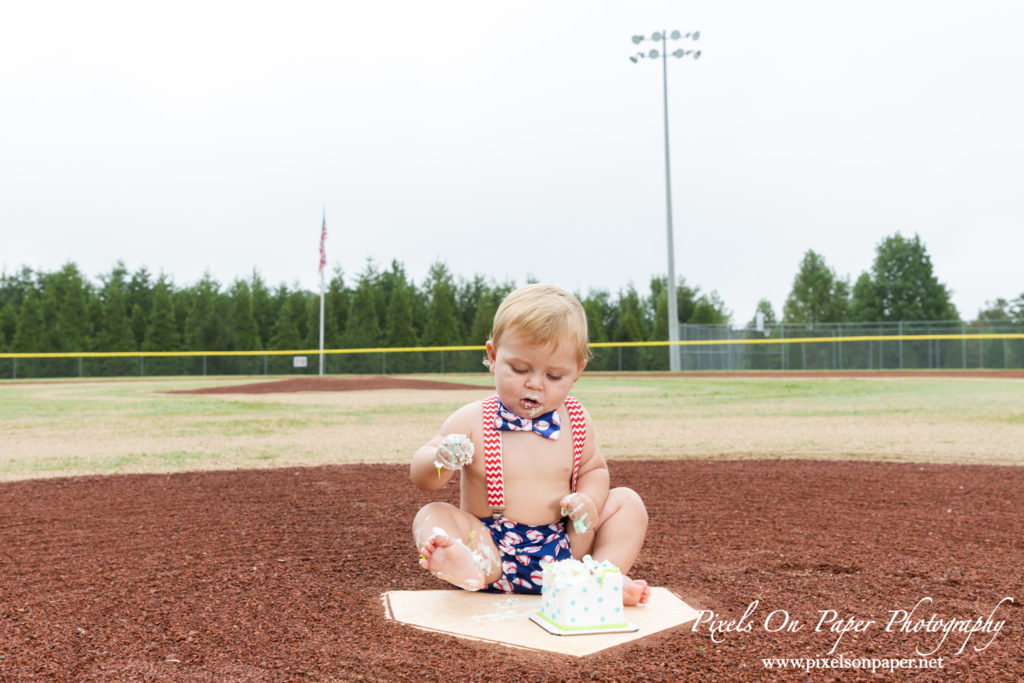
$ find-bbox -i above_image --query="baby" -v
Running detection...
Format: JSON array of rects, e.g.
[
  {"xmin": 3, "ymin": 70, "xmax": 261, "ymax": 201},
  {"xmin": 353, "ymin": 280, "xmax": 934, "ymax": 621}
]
[{"xmin": 411, "ymin": 284, "xmax": 650, "ymax": 606}]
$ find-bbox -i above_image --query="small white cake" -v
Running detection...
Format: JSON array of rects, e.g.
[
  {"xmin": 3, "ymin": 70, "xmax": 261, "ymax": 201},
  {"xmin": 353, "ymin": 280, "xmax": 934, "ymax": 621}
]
[{"xmin": 532, "ymin": 556, "xmax": 632, "ymax": 633}]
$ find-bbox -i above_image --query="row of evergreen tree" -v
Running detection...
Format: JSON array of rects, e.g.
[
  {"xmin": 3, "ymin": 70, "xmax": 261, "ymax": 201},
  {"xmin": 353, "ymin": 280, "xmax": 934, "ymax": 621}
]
[
  {"xmin": 0, "ymin": 259, "xmax": 729, "ymax": 364},
  {"xmin": 758, "ymin": 233, "xmax": 1021, "ymax": 328},
  {"xmin": 2, "ymin": 232, "xmax": 1021, "ymax": 365}
]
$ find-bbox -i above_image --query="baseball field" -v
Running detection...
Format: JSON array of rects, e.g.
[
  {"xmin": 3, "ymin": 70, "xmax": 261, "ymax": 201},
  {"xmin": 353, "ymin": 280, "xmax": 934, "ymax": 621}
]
[{"xmin": 1, "ymin": 373, "xmax": 1022, "ymax": 680}]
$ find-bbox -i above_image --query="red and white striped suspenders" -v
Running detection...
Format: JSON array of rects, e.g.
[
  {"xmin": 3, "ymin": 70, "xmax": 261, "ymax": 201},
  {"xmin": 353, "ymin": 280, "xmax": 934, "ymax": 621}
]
[{"xmin": 481, "ymin": 395, "xmax": 586, "ymax": 519}]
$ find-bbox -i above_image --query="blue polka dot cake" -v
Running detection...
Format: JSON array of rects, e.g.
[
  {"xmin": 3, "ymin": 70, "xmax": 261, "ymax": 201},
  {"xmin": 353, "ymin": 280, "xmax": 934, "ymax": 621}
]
[{"xmin": 530, "ymin": 555, "xmax": 636, "ymax": 634}]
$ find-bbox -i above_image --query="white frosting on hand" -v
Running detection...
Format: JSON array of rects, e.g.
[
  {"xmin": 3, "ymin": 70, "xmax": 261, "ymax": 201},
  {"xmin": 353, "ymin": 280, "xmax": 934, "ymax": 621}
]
[
  {"xmin": 433, "ymin": 433, "xmax": 474, "ymax": 470},
  {"xmin": 560, "ymin": 493, "xmax": 592, "ymax": 533}
]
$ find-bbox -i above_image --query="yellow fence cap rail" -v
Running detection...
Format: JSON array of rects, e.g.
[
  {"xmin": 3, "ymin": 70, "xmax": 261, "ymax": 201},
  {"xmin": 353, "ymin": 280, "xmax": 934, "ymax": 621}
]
[{"xmin": 2, "ymin": 333, "xmax": 1022, "ymax": 360}]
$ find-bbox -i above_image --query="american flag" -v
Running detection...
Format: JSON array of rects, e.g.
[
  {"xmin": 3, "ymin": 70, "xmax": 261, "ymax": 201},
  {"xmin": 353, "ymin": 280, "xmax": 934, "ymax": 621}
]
[{"xmin": 318, "ymin": 212, "xmax": 327, "ymax": 274}]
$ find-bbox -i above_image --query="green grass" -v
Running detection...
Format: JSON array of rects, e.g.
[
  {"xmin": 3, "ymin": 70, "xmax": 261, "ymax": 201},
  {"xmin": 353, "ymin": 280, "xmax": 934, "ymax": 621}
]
[
  {"xmin": 574, "ymin": 375, "xmax": 1017, "ymax": 421},
  {"xmin": 2, "ymin": 450, "xmax": 222, "ymax": 475},
  {"xmin": 1, "ymin": 373, "xmax": 1022, "ymax": 481}
]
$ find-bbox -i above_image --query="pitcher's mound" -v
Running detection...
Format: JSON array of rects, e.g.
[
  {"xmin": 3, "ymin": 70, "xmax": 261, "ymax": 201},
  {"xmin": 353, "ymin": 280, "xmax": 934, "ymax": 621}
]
[
  {"xmin": 171, "ymin": 376, "xmax": 487, "ymax": 395},
  {"xmin": 383, "ymin": 588, "xmax": 700, "ymax": 657}
]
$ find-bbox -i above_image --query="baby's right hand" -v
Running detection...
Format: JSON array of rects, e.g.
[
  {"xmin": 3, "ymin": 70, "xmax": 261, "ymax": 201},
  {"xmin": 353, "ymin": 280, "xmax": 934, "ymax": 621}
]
[{"xmin": 433, "ymin": 433, "xmax": 474, "ymax": 470}]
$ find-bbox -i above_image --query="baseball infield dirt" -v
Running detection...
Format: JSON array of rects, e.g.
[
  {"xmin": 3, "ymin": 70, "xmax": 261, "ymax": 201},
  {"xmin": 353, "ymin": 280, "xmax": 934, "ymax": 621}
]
[{"xmin": 1, "ymin": 459, "xmax": 1021, "ymax": 681}]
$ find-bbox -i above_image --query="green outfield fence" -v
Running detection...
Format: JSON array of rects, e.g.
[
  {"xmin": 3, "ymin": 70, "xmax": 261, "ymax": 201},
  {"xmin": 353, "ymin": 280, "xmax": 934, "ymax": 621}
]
[{"xmin": 2, "ymin": 321, "xmax": 1023, "ymax": 379}]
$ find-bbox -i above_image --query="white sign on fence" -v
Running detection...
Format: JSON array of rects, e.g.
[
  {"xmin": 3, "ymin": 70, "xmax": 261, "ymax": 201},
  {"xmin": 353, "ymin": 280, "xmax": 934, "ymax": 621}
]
[{"xmin": 293, "ymin": 356, "xmax": 308, "ymax": 368}]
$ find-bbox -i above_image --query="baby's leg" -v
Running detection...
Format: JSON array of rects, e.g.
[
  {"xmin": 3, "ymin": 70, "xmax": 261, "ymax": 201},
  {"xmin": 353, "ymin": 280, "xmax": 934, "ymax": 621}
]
[
  {"xmin": 413, "ymin": 502, "xmax": 502, "ymax": 591},
  {"xmin": 569, "ymin": 487, "xmax": 650, "ymax": 606}
]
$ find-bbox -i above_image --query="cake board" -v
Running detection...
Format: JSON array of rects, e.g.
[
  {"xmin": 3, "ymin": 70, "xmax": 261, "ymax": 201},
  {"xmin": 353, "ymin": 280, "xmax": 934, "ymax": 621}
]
[
  {"xmin": 529, "ymin": 612, "xmax": 638, "ymax": 636},
  {"xmin": 382, "ymin": 587, "xmax": 701, "ymax": 657}
]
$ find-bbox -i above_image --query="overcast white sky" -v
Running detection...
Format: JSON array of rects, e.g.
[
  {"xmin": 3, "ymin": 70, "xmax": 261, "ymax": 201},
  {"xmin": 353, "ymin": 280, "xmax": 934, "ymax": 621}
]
[{"xmin": 2, "ymin": 1, "xmax": 1022, "ymax": 323}]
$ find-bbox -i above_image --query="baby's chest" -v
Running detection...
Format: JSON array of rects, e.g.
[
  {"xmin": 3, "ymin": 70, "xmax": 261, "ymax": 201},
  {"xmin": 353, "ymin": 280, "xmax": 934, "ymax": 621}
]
[{"xmin": 497, "ymin": 434, "xmax": 574, "ymax": 483}]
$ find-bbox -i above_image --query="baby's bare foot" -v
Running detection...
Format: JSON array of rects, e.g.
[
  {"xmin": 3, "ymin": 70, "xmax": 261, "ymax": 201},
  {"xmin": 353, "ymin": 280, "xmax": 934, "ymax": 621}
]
[
  {"xmin": 622, "ymin": 577, "xmax": 651, "ymax": 606},
  {"xmin": 419, "ymin": 533, "xmax": 485, "ymax": 591}
]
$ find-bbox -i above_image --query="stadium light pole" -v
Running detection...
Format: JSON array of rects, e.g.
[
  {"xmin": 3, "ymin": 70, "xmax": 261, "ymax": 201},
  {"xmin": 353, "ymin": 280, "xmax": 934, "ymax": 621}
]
[{"xmin": 630, "ymin": 30, "xmax": 701, "ymax": 372}]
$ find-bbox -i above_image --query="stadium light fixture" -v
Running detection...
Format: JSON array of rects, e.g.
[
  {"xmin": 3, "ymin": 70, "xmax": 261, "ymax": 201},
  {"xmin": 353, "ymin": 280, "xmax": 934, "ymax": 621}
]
[{"xmin": 629, "ymin": 29, "xmax": 702, "ymax": 372}]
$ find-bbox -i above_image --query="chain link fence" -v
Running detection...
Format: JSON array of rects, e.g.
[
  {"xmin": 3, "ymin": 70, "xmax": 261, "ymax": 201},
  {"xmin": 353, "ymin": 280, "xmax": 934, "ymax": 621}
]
[
  {"xmin": 2, "ymin": 322, "xmax": 1023, "ymax": 379},
  {"xmin": 678, "ymin": 321, "xmax": 1024, "ymax": 372},
  {"xmin": 0, "ymin": 347, "xmax": 494, "ymax": 380}
]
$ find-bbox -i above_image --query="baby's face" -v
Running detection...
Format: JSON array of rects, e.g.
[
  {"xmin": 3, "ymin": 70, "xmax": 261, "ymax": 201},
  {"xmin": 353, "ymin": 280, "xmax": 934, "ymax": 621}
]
[{"xmin": 486, "ymin": 331, "xmax": 584, "ymax": 419}]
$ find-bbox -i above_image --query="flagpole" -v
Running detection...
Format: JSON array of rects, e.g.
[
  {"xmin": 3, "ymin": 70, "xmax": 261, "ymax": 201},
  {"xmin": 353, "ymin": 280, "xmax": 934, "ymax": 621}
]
[
  {"xmin": 319, "ymin": 272, "xmax": 325, "ymax": 376},
  {"xmin": 318, "ymin": 206, "xmax": 326, "ymax": 377}
]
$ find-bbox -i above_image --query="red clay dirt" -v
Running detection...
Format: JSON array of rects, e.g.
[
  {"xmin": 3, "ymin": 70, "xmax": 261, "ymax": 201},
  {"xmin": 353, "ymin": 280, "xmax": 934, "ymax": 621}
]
[
  {"xmin": 6, "ymin": 370, "xmax": 1020, "ymax": 391},
  {"xmin": 165, "ymin": 372, "xmax": 1024, "ymax": 398},
  {"xmin": 1, "ymin": 459, "xmax": 1021, "ymax": 681}
]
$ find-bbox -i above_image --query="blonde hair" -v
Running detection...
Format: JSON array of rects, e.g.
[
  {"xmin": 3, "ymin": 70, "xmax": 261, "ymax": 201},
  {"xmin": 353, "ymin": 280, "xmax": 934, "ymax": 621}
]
[{"xmin": 489, "ymin": 284, "xmax": 591, "ymax": 366}]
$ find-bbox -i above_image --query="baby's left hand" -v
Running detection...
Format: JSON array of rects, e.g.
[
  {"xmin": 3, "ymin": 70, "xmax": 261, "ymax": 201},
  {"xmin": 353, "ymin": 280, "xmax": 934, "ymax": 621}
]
[{"xmin": 560, "ymin": 492, "xmax": 598, "ymax": 534}]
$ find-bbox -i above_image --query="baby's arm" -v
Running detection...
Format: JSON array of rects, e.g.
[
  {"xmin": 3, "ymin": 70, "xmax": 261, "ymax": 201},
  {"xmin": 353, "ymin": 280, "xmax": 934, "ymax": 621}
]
[
  {"xmin": 560, "ymin": 408, "xmax": 609, "ymax": 533},
  {"xmin": 410, "ymin": 402, "xmax": 477, "ymax": 492}
]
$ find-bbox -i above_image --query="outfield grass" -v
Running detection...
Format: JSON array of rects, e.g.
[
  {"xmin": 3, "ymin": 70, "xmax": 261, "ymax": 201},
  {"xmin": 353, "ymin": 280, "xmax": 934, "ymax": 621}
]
[
  {"xmin": 1, "ymin": 373, "xmax": 1021, "ymax": 481},
  {"xmin": 577, "ymin": 374, "xmax": 1017, "ymax": 419}
]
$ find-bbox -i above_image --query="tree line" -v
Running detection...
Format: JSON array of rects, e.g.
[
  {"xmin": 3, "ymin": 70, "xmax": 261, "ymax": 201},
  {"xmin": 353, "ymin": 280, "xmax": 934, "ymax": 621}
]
[
  {"xmin": 1, "ymin": 232, "xmax": 1020, "ymax": 376},
  {"xmin": 0, "ymin": 258, "xmax": 729, "ymax": 375},
  {"xmin": 757, "ymin": 232, "xmax": 1021, "ymax": 328}
]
